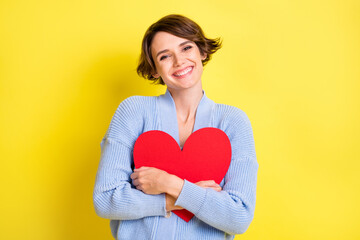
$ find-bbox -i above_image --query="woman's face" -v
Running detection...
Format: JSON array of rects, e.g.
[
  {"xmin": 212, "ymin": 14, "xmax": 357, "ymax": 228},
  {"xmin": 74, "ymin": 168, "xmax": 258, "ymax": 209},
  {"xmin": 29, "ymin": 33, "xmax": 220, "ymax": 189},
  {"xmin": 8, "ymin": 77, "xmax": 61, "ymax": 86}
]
[{"xmin": 151, "ymin": 31, "xmax": 206, "ymax": 92}]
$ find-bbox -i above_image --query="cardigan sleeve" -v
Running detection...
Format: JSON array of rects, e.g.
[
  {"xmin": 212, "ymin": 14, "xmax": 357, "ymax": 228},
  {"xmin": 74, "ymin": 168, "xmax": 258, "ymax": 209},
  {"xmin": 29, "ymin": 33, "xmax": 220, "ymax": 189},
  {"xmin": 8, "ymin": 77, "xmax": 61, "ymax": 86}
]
[
  {"xmin": 93, "ymin": 97, "xmax": 168, "ymax": 220},
  {"xmin": 175, "ymin": 107, "xmax": 258, "ymax": 234}
]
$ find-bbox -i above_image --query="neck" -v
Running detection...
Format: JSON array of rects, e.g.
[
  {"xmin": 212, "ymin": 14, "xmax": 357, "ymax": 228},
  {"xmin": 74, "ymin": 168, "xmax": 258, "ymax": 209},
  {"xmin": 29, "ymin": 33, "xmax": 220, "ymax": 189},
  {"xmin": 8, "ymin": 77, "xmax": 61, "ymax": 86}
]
[{"xmin": 167, "ymin": 85, "xmax": 203, "ymax": 123}]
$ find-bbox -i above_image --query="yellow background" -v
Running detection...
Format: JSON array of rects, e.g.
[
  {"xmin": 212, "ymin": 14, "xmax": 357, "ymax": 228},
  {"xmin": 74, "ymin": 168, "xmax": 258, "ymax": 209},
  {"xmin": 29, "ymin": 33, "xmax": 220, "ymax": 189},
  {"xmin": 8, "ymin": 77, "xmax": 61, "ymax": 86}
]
[{"xmin": 1, "ymin": 0, "xmax": 359, "ymax": 239}]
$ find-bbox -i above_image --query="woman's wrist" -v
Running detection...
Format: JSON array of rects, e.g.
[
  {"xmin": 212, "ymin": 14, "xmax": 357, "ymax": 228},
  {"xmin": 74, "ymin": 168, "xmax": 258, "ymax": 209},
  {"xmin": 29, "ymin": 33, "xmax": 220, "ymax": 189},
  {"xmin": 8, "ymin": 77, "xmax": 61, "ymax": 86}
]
[
  {"xmin": 165, "ymin": 193, "xmax": 184, "ymax": 212},
  {"xmin": 162, "ymin": 174, "xmax": 184, "ymax": 198}
]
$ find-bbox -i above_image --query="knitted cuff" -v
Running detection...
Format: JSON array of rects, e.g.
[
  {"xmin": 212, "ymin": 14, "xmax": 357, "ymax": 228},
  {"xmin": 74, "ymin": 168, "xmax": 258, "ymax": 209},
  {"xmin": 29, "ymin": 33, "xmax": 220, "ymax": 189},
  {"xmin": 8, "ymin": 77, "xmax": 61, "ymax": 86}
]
[{"xmin": 174, "ymin": 180, "xmax": 207, "ymax": 215}]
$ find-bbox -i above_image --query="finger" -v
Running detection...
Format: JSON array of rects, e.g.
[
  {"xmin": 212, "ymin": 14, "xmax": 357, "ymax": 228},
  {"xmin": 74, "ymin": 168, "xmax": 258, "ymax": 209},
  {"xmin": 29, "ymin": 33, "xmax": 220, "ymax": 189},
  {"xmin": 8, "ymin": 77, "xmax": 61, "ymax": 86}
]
[
  {"xmin": 134, "ymin": 167, "xmax": 147, "ymax": 172},
  {"xmin": 204, "ymin": 182, "xmax": 219, "ymax": 187},
  {"xmin": 204, "ymin": 183, "xmax": 221, "ymax": 189},
  {"xmin": 195, "ymin": 181, "xmax": 210, "ymax": 187},
  {"xmin": 204, "ymin": 184, "xmax": 220, "ymax": 189},
  {"xmin": 210, "ymin": 183, "xmax": 221, "ymax": 187},
  {"xmin": 202, "ymin": 180, "xmax": 215, "ymax": 184},
  {"xmin": 206, "ymin": 185, "xmax": 221, "ymax": 191},
  {"xmin": 130, "ymin": 172, "xmax": 137, "ymax": 179},
  {"xmin": 132, "ymin": 179, "xmax": 139, "ymax": 186},
  {"xmin": 135, "ymin": 166, "xmax": 151, "ymax": 171},
  {"xmin": 213, "ymin": 185, "xmax": 222, "ymax": 191},
  {"xmin": 195, "ymin": 181, "xmax": 207, "ymax": 185},
  {"xmin": 135, "ymin": 185, "xmax": 143, "ymax": 191},
  {"xmin": 202, "ymin": 180, "xmax": 216, "ymax": 185}
]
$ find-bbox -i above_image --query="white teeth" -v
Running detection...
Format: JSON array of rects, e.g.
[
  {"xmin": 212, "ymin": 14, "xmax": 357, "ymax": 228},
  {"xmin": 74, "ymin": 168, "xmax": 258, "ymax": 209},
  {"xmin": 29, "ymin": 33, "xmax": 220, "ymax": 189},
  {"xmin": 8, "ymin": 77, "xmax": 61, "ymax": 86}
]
[{"xmin": 174, "ymin": 67, "xmax": 192, "ymax": 76}]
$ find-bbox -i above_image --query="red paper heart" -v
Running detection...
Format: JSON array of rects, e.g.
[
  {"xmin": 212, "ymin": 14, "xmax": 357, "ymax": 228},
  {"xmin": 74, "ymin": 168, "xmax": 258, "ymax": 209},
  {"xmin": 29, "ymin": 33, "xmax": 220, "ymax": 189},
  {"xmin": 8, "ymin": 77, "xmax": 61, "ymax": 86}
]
[{"xmin": 133, "ymin": 127, "xmax": 231, "ymax": 222}]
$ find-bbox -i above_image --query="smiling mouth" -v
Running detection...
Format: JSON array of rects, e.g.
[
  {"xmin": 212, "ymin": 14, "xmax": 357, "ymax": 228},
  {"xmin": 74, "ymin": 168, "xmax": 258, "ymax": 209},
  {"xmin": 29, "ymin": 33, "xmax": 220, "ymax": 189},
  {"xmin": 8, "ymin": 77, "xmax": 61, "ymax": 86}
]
[{"xmin": 173, "ymin": 66, "xmax": 193, "ymax": 77}]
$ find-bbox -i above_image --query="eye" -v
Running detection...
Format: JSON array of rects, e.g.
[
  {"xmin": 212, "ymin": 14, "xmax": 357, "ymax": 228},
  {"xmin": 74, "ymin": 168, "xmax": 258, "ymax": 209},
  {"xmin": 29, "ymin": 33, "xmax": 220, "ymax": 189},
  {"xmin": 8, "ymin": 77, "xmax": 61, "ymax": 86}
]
[
  {"xmin": 183, "ymin": 45, "xmax": 193, "ymax": 51},
  {"xmin": 160, "ymin": 55, "xmax": 169, "ymax": 61}
]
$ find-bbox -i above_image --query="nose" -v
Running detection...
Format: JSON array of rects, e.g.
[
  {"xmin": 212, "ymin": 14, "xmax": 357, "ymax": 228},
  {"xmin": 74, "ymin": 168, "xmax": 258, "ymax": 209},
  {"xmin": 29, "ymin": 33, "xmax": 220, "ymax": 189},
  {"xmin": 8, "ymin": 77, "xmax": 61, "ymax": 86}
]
[{"xmin": 173, "ymin": 53, "xmax": 185, "ymax": 67}]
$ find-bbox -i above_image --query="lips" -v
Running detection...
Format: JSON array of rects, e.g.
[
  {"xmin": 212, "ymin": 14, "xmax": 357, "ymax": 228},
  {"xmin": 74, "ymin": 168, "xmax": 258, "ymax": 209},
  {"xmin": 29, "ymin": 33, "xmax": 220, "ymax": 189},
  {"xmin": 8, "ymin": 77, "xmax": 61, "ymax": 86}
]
[{"xmin": 173, "ymin": 66, "xmax": 193, "ymax": 78}]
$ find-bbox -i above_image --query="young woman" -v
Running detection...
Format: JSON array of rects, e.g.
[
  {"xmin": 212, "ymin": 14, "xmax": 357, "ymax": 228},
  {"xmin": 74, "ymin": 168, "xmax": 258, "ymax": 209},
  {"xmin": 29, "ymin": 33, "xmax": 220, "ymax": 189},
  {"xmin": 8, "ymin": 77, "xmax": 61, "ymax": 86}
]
[{"xmin": 93, "ymin": 14, "xmax": 258, "ymax": 240}]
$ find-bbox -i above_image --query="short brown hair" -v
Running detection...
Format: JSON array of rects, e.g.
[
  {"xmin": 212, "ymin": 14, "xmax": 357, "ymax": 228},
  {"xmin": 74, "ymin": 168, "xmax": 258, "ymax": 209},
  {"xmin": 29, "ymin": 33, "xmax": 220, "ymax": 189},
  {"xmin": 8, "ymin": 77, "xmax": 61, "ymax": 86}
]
[{"xmin": 136, "ymin": 14, "xmax": 222, "ymax": 85}]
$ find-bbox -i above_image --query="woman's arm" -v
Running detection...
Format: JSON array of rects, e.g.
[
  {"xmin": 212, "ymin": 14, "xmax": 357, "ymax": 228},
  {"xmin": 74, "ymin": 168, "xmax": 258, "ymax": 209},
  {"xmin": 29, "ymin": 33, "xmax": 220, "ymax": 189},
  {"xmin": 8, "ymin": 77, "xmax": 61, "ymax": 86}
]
[
  {"xmin": 93, "ymin": 137, "xmax": 169, "ymax": 220},
  {"xmin": 130, "ymin": 167, "xmax": 223, "ymax": 211},
  {"xmin": 174, "ymin": 158, "xmax": 258, "ymax": 234},
  {"xmin": 93, "ymin": 96, "xmax": 169, "ymax": 220},
  {"xmin": 174, "ymin": 108, "xmax": 258, "ymax": 235}
]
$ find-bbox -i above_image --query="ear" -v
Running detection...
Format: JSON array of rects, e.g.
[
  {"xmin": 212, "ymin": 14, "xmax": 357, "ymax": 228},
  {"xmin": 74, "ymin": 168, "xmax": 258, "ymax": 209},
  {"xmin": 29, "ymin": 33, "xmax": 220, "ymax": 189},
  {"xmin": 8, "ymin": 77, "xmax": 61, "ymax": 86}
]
[
  {"xmin": 152, "ymin": 73, "xmax": 160, "ymax": 78},
  {"xmin": 201, "ymin": 53, "xmax": 207, "ymax": 61}
]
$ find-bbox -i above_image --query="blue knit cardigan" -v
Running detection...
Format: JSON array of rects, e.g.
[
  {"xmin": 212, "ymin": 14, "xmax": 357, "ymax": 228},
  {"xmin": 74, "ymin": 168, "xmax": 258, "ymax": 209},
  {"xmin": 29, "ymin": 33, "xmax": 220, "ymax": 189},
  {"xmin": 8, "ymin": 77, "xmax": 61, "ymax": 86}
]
[{"xmin": 93, "ymin": 89, "xmax": 258, "ymax": 240}]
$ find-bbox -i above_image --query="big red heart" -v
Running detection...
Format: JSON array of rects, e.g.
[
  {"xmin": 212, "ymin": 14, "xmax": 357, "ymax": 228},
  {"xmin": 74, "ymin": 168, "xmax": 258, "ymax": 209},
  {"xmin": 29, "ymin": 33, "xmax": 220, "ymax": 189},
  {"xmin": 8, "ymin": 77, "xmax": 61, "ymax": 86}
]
[{"xmin": 133, "ymin": 127, "xmax": 231, "ymax": 222}]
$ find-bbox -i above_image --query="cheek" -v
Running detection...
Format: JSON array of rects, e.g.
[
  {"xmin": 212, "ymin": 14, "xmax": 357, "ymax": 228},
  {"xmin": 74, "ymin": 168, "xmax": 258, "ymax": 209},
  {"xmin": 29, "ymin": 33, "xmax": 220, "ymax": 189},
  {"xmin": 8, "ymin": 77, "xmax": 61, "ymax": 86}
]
[
  {"xmin": 191, "ymin": 52, "xmax": 203, "ymax": 63},
  {"xmin": 155, "ymin": 62, "xmax": 172, "ymax": 75},
  {"xmin": 165, "ymin": 61, "xmax": 175, "ymax": 70}
]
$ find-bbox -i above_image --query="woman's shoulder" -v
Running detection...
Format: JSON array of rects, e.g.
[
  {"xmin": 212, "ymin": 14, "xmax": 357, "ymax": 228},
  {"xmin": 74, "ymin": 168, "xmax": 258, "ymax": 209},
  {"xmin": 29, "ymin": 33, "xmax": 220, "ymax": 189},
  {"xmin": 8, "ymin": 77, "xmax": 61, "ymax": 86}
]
[
  {"xmin": 213, "ymin": 103, "xmax": 256, "ymax": 160},
  {"xmin": 114, "ymin": 95, "xmax": 157, "ymax": 116},
  {"xmin": 110, "ymin": 95, "xmax": 157, "ymax": 125},
  {"xmin": 105, "ymin": 95, "xmax": 157, "ymax": 141},
  {"xmin": 213, "ymin": 102, "xmax": 252, "ymax": 126},
  {"xmin": 118, "ymin": 95, "xmax": 156, "ymax": 109}
]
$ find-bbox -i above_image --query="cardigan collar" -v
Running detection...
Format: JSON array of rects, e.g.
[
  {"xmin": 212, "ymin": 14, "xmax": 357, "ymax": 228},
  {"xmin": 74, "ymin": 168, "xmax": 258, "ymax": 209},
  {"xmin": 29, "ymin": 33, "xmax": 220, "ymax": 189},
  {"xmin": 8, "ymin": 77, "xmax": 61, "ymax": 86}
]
[{"xmin": 158, "ymin": 88, "xmax": 215, "ymax": 148}]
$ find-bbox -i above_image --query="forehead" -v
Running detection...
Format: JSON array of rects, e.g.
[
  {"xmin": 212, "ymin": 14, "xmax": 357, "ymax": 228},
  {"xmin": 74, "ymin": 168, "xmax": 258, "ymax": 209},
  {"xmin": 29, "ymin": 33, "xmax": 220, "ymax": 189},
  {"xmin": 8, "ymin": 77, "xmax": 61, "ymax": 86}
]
[{"xmin": 151, "ymin": 31, "xmax": 192, "ymax": 54}]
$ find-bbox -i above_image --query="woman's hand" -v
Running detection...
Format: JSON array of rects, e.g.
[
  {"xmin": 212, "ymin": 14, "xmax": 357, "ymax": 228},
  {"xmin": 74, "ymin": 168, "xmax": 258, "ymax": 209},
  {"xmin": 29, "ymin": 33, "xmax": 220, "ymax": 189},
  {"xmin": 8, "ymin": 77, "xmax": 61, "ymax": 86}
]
[
  {"xmin": 130, "ymin": 167, "xmax": 167, "ymax": 195},
  {"xmin": 195, "ymin": 180, "xmax": 222, "ymax": 192},
  {"xmin": 130, "ymin": 167, "xmax": 184, "ymax": 196}
]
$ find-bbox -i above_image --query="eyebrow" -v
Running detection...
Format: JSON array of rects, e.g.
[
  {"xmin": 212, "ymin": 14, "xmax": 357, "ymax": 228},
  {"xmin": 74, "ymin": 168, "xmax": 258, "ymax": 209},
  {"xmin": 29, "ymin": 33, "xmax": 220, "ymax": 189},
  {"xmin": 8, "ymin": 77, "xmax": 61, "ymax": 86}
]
[{"xmin": 155, "ymin": 40, "xmax": 193, "ymax": 58}]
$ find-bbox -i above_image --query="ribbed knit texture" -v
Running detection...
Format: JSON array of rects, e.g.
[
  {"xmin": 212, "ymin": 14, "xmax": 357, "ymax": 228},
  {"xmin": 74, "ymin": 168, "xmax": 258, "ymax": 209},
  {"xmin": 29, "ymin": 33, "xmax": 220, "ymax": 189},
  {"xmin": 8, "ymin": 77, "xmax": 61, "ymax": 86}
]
[{"xmin": 93, "ymin": 90, "xmax": 258, "ymax": 240}]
